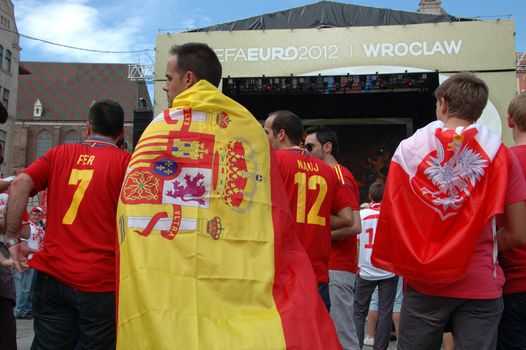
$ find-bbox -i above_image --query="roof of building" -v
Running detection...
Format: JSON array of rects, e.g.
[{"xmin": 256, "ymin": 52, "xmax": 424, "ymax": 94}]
[
  {"xmin": 17, "ymin": 62, "xmax": 151, "ymax": 121},
  {"xmin": 190, "ymin": 0, "xmax": 469, "ymax": 32},
  {"xmin": 18, "ymin": 63, "xmax": 31, "ymax": 75}
]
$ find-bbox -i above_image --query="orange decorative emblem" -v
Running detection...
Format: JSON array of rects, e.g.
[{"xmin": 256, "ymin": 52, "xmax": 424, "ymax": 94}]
[{"xmin": 121, "ymin": 168, "xmax": 160, "ymax": 204}]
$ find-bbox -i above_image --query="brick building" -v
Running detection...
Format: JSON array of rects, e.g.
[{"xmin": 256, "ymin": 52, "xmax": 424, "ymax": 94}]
[
  {"xmin": 0, "ymin": 0, "xmax": 22, "ymax": 176},
  {"xmin": 14, "ymin": 62, "xmax": 151, "ymax": 172},
  {"xmin": 518, "ymin": 52, "xmax": 526, "ymax": 93}
]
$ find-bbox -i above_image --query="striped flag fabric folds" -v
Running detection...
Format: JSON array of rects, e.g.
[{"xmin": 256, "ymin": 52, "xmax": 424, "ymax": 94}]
[
  {"xmin": 372, "ymin": 121, "xmax": 508, "ymax": 283},
  {"xmin": 116, "ymin": 80, "xmax": 341, "ymax": 349}
]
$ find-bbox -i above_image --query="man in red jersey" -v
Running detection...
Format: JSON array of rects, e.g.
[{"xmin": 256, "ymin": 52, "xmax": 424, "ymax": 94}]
[
  {"xmin": 5, "ymin": 100, "xmax": 131, "ymax": 349},
  {"xmin": 264, "ymin": 110, "xmax": 354, "ymax": 310},
  {"xmin": 498, "ymin": 92, "xmax": 526, "ymax": 349},
  {"xmin": 305, "ymin": 125, "xmax": 361, "ymax": 350}
]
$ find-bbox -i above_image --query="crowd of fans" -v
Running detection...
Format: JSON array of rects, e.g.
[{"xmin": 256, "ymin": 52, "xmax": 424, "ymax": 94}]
[{"xmin": 0, "ymin": 43, "xmax": 525, "ymax": 350}]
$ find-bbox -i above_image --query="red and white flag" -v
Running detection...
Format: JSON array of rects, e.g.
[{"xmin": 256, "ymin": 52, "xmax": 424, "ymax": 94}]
[{"xmin": 372, "ymin": 121, "xmax": 508, "ymax": 283}]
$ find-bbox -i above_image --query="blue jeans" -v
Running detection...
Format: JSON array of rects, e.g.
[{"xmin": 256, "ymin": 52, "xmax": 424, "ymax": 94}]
[
  {"xmin": 318, "ymin": 282, "xmax": 331, "ymax": 311},
  {"xmin": 14, "ymin": 268, "xmax": 36, "ymax": 317},
  {"xmin": 497, "ymin": 292, "xmax": 526, "ymax": 350},
  {"xmin": 31, "ymin": 272, "xmax": 116, "ymax": 350}
]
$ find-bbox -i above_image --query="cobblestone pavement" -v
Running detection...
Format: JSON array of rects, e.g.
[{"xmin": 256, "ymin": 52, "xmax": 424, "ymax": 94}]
[{"xmin": 17, "ymin": 318, "xmax": 397, "ymax": 350}]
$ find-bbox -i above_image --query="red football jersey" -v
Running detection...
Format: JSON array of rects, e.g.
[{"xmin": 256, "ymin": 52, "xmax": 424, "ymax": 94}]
[
  {"xmin": 24, "ymin": 138, "xmax": 130, "ymax": 292},
  {"xmin": 329, "ymin": 164, "xmax": 360, "ymax": 273},
  {"xmin": 500, "ymin": 145, "xmax": 526, "ymax": 295},
  {"xmin": 274, "ymin": 148, "xmax": 353, "ymax": 283}
]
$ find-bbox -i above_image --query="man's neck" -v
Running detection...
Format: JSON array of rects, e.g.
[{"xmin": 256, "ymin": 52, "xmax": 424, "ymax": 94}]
[
  {"xmin": 323, "ymin": 154, "xmax": 338, "ymax": 166},
  {"xmin": 514, "ymin": 131, "xmax": 526, "ymax": 146},
  {"xmin": 87, "ymin": 134, "xmax": 116, "ymax": 144},
  {"xmin": 442, "ymin": 115, "xmax": 473, "ymax": 130},
  {"xmin": 278, "ymin": 141, "xmax": 297, "ymax": 150}
]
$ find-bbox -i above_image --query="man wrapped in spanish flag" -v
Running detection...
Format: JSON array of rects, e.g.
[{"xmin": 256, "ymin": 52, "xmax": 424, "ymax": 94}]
[{"xmin": 116, "ymin": 43, "xmax": 341, "ymax": 349}]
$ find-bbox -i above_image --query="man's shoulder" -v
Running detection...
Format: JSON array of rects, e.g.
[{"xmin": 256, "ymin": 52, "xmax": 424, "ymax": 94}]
[
  {"xmin": 334, "ymin": 163, "xmax": 356, "ymax": 181},
  {"xmin": 360, "ymin": 207, "xmax": 380, "ymax": 218},
  {"xmin": 510, "ymin": 144, "xmax": 526, "ymax": 155}
]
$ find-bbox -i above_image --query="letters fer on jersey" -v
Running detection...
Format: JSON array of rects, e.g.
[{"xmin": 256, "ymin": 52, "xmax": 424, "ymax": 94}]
[{"xmin": 119, "ymin": 108, "xmax": 261, "ymax": 242}]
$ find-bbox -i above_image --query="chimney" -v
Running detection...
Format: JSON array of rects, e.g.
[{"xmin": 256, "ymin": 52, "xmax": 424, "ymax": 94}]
[{"xmin": 417, "ymin": 0, "xmax": 446, "ymax": 15}]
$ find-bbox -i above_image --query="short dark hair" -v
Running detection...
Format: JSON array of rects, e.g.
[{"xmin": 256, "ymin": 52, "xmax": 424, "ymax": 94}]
[
  {"xmin": 269, "ymin": 110, "xmax": 303, "ymax": 146},
  {"xmin": 169, "ymin": 43, "xmax": 222, "ymax": 87},
  {"xmin": 88, "ymin": 100, "xmax": 124, "ymax": 138},
  {"xmin": 305, "ymin": 125, "xmax": 339, "ymax": 156},
  {"xmin": 369, "ymin": 182, "xmax": 385, "ymax": 202},
  {"xmin": 434, "ymin": 72, "xmax": 488, "ymax": 122}
]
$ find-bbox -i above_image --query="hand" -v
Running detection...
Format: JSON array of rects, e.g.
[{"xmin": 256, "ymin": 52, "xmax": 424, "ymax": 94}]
[
  {"xmin": 8, "ymin": 241, "xmax": 36, "ymax": 272},
  {"xmin": 0, "ymin": 256, "xmax": 13, "ymax": 268},
  {"xmin": 2, "ymin": 175, "xmax": 15, "ymax": 183}
]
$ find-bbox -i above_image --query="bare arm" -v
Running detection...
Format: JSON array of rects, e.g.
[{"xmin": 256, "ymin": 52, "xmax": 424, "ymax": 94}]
[
  {"xmin": 332, "ymin": 210, "xmax": 361, "ymax": 240},
  {"xmin": 498, "ymin": 200, "xmax": 526, "ymax": 251},
  {"xmin": 0, "ymin": 207, "xmax": 13, "ymax": 268},
  {"xmin": 330, "ymin": 206, "xmax": 355, "ymax": 239},
  {"xmin": 5, "ymin": 174, "xmax": 36, "ymax": 271},
  {"xmin": 0, "ymin": 180, "xmax": 11, "ymax": 194}
]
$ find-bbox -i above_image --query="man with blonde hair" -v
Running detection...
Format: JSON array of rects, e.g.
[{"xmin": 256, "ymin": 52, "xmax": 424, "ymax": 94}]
[{"xmin": 373, "ymin": 73, "xmax": 526, "ymax": 349}]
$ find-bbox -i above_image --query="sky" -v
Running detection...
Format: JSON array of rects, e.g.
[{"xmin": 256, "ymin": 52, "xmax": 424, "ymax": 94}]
[{"xmin": 11, "ymin": 0, "xmax": 526, "ymax": 93}]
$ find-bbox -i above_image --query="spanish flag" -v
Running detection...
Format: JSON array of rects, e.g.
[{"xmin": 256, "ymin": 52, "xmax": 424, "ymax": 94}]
[{"xmin": 117, "ymin": 80, "xmax": 341, "ymax": 349}]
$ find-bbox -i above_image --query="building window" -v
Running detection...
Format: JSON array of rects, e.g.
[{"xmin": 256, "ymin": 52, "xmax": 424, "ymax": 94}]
[
  {"xmin": 2, "ymin": 89, "xmax": 8, "ymax": 109},
  {"xmin": 0, "ymin": 45, "xmax": 3, "ymax": 65},
  {"xmin": 64, "ymin": 130, "xmax": 80, "ymax": 144},
  {"xmin": 3, "ymin": 50, "xmax": 11, "ymax": 72},
  {"xmin": 36, "ymin": 130, "xmax": 52, "ymax": 158},
  {"xmin": 33, "ymin": 98, "xmax": 43, "ymax": 118},
  {"xmin": 0, "ymin": 130, "xmax": 5, "ymax": 169}
]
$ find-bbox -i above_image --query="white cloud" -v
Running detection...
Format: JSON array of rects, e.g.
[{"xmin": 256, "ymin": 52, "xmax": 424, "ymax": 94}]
[{"xmin": 14, "ymin": 0, "xmax": 149, "ymax": 63}]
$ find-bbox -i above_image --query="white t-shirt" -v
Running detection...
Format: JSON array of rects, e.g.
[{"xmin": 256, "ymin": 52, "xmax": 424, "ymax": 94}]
[
  {"xmin": 27, "ymin": 222, "xmax": 45, "ymax": 252},
  {"xmin": 0, "ymin": 193, "xmax": 8, "ymax": 209},
  {"xmin": 358, "ymin": 203, "xmax": 394, "ymax": 281}
]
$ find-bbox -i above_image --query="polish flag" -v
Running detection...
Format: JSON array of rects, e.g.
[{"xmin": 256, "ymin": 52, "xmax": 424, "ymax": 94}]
[{"xmin": 372, "ymin": 121, "xmax": 508, "ymax": 283}]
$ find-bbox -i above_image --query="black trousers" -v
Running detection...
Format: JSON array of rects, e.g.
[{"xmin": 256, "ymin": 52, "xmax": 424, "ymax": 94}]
[
  {"xmin": 31, "ymin": 272, "xmax": 116, "ymax": 350},
  {"xmin": 0, "ymin": 296, "xmax": 17, "ymax": 350}
]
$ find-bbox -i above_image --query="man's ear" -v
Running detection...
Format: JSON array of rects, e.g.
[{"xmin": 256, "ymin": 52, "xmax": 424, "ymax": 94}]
[
  {"xmin": 184, "ymin": 71, "xmax": 198, "ymax": 89},
  {"xmin": 439, "ymin": 97, "xmax": 449, "ymax": 115},
  {"xmin": 323, "ymin": 141, "xmax": 332, "ymax": 155},
  {"xmin": 86, "ymin": 121, "xmax": 93, "ymax": 137},
  {"xmin": 277, "ymin": 129, "xmax": 286, "ymax": 143},
  {"xmin": 508, "ymin": 114, "xmax": 515, "ymax": 129},
  {"xmin": 115, "ymin": 129, "xmax": 125, "ymax": 144}
]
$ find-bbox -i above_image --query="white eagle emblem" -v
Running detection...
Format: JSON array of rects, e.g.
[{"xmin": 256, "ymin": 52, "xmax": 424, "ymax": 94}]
[{"xmin": 421, "ymin": 134, "xmax": 488, "ymax": 213}]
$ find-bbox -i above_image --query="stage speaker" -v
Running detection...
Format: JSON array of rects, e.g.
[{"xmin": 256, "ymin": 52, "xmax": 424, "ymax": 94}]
[{"xmin": 133, "ymin": 109, "xmax": 153, "ymax": 149}]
